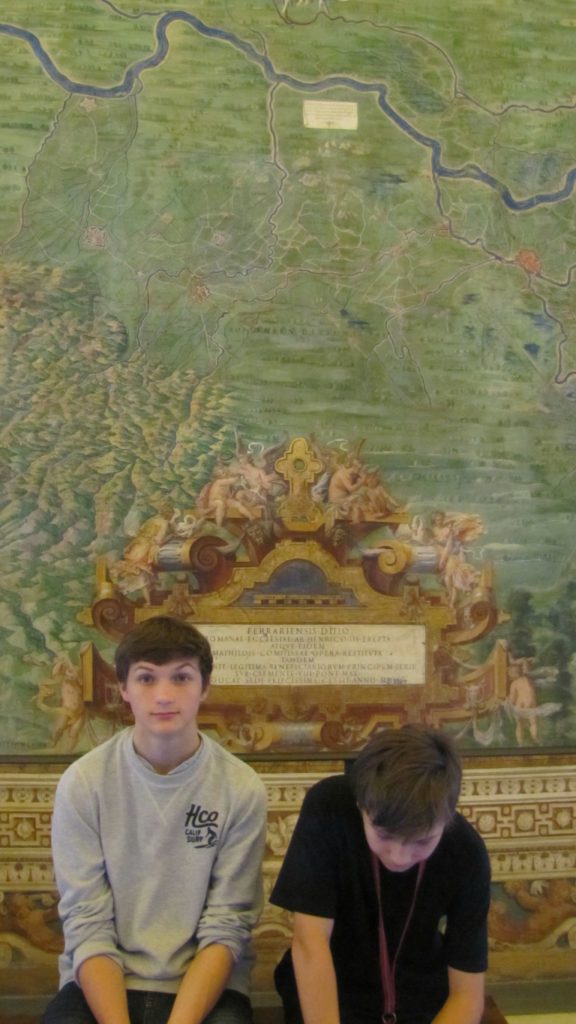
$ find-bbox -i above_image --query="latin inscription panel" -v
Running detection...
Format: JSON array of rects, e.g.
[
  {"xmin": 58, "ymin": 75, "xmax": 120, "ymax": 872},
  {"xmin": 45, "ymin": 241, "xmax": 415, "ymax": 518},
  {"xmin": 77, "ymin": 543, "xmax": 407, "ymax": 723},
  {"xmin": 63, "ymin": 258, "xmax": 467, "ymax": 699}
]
[{"xmin": 202, "ymin": 623, "xmax": 426, "ymax": 687}]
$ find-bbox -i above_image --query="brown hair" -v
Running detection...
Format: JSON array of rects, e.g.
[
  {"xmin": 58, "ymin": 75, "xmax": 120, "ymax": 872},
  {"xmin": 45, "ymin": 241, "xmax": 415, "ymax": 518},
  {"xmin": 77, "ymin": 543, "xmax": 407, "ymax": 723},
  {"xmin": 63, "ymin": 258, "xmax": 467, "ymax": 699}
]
[
  {"xmin": 350, "ymin": 724, "xmax": 462, "ymax": 837},
  {"xmin": 114, "ymin": 616, "xmax": 213, "ymax": 690}
]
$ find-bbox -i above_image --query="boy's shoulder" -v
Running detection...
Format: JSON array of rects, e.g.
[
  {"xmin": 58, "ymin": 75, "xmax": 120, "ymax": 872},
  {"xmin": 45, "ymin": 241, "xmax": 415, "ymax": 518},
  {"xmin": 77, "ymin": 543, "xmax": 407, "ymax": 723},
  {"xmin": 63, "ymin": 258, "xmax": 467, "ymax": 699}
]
[
  {"xmin": 202, "ymin": 734, "xmax": 266, "ymax": 792},
  {"xmin": 448, "ymin": 811, "xmax": 487, "ymax": 846},
  {"xmin": 57, "ymin": 730, "xmax": 130, "ymax": 788},
  {"xmin": 437, "ymin": 811, "xmax": 491, "ymax": 874},
  {"xmin": 298, "ymin": 773, "xmax": 356, "ymax": 824},
  {"xmin": 307, "ymin": 772, "xmax": 352, "ymax": 804}
]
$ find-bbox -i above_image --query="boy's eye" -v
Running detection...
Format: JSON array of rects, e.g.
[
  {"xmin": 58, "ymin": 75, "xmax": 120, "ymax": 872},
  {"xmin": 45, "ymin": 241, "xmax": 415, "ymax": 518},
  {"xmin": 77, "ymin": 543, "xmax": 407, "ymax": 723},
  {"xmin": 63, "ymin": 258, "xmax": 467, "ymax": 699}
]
[
  {"xmin": 172, "ymin": 672, "xmax": 193, "ymax": 684},
  {"xmin": 135, "ymin": 673, "xmax": 155, "ymax": 685}
]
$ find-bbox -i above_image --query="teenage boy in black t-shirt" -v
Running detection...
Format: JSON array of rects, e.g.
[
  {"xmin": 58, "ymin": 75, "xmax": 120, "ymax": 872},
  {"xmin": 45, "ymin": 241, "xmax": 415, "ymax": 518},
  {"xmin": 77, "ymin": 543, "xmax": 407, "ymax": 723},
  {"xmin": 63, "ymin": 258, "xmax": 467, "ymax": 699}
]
[{"xmin": 271, "ymin": 725, "xmax": 490, "ymax": 1024}]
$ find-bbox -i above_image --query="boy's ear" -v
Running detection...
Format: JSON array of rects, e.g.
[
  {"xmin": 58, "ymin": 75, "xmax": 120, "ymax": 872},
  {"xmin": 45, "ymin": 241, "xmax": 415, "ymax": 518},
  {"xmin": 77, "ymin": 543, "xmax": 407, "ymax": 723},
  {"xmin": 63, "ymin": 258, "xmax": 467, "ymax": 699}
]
[
  {"xmin": 200, "ymin": 676, "xmax": 211, "ymax": 702},
  {"xmin": 118, "ymin": 682, "xmax": 131, "ymax": 705}
]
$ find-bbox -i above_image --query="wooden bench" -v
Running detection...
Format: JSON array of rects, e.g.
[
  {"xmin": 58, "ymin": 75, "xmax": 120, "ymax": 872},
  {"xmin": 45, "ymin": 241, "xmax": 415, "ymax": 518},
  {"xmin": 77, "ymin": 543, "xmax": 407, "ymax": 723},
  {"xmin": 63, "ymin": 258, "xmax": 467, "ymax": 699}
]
[{"xmin": 483, "ymin": 995, "xmax": 509, "ymax": 1024}]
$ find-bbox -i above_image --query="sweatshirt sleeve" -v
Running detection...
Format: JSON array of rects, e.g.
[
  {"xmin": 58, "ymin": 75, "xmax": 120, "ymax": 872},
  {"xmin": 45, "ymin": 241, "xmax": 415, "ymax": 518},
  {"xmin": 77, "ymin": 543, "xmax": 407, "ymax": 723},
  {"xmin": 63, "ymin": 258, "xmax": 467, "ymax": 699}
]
[
  {"xmin": 195, "ymin": 772, "xmax": 267, "ymax": 961},
  {"xmin": 52, "ymin": 765, "xmax": 123, "ymax": 979}
]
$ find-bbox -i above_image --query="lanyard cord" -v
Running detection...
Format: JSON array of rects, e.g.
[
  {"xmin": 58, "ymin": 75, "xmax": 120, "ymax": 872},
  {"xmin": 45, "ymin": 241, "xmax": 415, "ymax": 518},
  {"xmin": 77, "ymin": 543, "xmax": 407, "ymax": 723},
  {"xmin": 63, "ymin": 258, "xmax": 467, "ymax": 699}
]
[{"xmin": 371, "ymin": 853, "xmax": 426, "ymax": 1024}]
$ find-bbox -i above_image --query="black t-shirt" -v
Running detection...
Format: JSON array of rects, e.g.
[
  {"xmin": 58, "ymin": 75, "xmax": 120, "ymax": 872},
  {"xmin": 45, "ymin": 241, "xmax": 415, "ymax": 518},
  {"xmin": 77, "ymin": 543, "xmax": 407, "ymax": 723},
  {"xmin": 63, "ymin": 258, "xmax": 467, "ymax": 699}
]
[{"xmin": 270, "ymin": 774, "xmax": 490, "ymax": 1024}]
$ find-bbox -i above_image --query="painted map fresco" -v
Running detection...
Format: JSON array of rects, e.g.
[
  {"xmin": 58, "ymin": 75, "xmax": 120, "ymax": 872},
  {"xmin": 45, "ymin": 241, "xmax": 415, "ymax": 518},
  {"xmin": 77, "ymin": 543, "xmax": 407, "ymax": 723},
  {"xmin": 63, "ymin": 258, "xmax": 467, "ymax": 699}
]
[{"xmin": 1, "ymin": 0, "xmax": 576, "ymax": 752}]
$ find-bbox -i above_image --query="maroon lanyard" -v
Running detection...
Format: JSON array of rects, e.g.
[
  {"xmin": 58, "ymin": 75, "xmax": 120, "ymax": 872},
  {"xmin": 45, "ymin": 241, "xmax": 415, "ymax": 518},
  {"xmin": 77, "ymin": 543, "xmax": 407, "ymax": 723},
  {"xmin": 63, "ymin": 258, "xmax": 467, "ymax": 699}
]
[{"xmin": 371, "ymin": 853, "xmax": 425, "ymax": 1024}]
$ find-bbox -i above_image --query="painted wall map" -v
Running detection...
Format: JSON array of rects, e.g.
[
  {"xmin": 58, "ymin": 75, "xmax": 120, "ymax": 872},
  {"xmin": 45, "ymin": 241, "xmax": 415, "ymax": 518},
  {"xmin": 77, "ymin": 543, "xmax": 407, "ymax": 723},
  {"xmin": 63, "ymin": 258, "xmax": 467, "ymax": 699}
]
[{"xmin": 1, "ymin": 0, "xmax": 576, "ymax": 753}]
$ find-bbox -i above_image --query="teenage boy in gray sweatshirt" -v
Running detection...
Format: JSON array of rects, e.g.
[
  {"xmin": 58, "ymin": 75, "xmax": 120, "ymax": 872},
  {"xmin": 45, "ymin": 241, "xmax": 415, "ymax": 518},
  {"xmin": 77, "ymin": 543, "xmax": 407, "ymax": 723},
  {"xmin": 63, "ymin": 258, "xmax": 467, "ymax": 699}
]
[{"xmin": 42, "ymin": 616, "xmax": 267, "ymax": 1024}]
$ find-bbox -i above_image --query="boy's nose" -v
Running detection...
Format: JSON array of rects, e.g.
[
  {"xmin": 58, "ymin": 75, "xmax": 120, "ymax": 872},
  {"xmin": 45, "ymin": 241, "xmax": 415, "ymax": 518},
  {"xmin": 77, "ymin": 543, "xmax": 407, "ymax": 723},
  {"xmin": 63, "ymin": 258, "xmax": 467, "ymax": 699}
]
[
  {"xmin": 155, "ymin": 679, "xmax": 176, "ymax": 701},
  {"xmin": 385, "ymin": 842, "xmax": 414, "ymax": 867}
]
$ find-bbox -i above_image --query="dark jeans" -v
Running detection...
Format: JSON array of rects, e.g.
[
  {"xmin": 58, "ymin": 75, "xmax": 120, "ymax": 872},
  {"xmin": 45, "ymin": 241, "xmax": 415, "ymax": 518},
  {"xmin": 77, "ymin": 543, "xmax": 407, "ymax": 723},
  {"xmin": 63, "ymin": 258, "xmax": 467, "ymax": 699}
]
[{"xmin": 41, "ymin": 982, "xmax": 253, "ymax": 1024}]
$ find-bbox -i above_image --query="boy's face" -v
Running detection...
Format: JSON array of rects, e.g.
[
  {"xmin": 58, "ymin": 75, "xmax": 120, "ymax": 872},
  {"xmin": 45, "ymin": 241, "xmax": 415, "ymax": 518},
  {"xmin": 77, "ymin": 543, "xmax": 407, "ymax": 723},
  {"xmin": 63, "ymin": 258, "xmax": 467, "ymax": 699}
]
[
  {"xmin": 120, "ymin": 656, "xmax": 209, "ymax": 744},
  {"xmin": 360, "ymin": 810, "xmax": 445, "ymax": 872}
]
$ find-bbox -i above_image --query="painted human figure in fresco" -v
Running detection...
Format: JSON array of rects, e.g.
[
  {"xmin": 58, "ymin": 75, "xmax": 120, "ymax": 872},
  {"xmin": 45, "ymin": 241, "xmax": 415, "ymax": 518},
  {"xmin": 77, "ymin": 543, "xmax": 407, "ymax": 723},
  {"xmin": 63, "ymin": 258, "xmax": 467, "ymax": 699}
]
[
  {"xmin": 489, "ymin": 878, "xmax": 576, "ymax": 946},
  {"xmin": 230, "ymin": 451, "xmax": 281, "ymax": 504},
  {"xmin": 351, "ymin": 467, "xmax": 403, "ymax": 521},
  {"xmin": 110, "ymin": 502, "xmax": 175, "ymax": 602},
  {"xmin": 431, "ymin": 511, "xmax": 483, "ymax": 607},
  {"xmin": 504, "ymin": 658, "xmax": 562, "ymax": 746},
  {"xmin": 2, "ymin": 893, "xmax": 62, "ymax": 954},
  {"xmin": 323, "ymin": 453, "xmax": 403, "ymax": 524},
  {"xmin": 33, "ymin": 654, "xmax": 86, "ymax": 752},
  {"xmin": 197, "ymin": 465, "xmax": 260, "ymax": 527},
  {"xmin": 327, "ymin": 457, "xmax": 364, "ymax": 508},
  {"xmin": 507, "ymin": 660, "xmax": 539, "ymax": 745}
]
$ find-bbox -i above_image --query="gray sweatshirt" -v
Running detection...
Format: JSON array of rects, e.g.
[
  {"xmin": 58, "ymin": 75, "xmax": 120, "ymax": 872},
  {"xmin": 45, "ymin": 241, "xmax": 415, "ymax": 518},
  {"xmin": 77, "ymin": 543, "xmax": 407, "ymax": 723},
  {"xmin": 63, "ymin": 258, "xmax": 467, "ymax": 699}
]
[{"xmin": 52, "ymin": 729, "xmax": 267, "ymax": 994}]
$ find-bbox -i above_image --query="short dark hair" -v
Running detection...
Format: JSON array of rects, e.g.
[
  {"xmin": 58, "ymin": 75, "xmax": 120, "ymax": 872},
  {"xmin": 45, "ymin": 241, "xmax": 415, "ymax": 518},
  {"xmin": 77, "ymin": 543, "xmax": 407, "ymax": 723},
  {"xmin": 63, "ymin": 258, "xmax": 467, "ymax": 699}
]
[
  {"xmin": 114, "ymin": 617, "xmax": 213, "ymax": 690},
  {"xmin": 350, "ymin": 725, "xmax": 462, "ymax": 837}
]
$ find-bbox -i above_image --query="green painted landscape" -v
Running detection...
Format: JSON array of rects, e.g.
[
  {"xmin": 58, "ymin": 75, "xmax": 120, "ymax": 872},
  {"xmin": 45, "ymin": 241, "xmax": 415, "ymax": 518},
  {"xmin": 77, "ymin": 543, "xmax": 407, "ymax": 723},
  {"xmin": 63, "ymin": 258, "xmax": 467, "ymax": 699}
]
[{"xmin": 1, "ymin": 0, "xmax": 576, "ymax": 752}]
